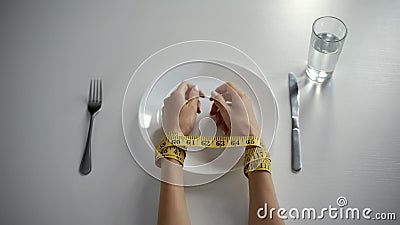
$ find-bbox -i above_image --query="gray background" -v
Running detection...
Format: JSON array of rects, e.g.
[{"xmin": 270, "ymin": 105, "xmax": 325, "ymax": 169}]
[{"xmin": 0, "ymin": 0, "xmax": 399, "ymax": 224}]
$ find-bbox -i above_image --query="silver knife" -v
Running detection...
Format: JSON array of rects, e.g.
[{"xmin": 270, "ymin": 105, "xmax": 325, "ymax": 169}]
[{"xmin": 289, "ymin": 72, "xmax": 302, "ymax": 171}]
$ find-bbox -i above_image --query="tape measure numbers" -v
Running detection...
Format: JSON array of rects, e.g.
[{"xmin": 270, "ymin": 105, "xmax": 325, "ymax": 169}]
[
  {"xmin": 154, "ymin": 132, "xmax": 272, "ymax": 174},
  {"xmin": 155, "ymin": 132, "xmax": 266, "ymax": 151}
]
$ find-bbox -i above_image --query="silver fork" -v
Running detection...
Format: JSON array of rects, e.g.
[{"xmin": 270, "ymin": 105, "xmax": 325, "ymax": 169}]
[{"xmin": 80, "ymin": 80, "xmax": 102, "ymax": 175}]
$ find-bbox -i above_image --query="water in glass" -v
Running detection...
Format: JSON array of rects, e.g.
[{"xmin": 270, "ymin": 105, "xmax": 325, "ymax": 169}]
[{"xmin": 306, "ymin": 32, "xmax": 342, "ymax": 82}]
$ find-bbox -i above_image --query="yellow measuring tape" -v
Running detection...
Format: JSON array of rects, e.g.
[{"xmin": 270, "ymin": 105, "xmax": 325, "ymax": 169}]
[
  {"xmin": 155, "ymin": 132, "xmax": 271, "ymax": 176},
  {"xmin": 155, "ymin": 146, "xmax": 186, "ymax": 167},
  {"xmin": 155, "ymin": 132, "xmax": 266, "ymax": 151}
]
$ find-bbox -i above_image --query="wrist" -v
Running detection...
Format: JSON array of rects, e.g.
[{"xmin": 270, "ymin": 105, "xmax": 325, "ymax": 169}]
[
  {"xmin": 164, "ymin": 158, "xmax": 181, "ymax": 165},
  {"xmin": 160, "ymin": 158, "xmax": 184, "ymax": 185},
  {"xmin": 248, "ymin": 170, "xmax": 271, "ymax": 178},
  {"xmin": 244, "ymin": 144, "xmax": 270, "ymax": 178},
  {"xmin": 160, "ymin": 158, "xmax": 183, "ymax": 169}
]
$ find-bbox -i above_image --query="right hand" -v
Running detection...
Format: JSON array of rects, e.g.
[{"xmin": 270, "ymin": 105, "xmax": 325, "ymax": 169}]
[{"xmin": 210, "ymin": 82, "xmax": 260, "ymax": 137}]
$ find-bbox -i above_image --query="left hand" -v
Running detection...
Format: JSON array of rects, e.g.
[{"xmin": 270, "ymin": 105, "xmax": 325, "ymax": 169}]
[{"xmin": 162, "ymin": 81, "xmax": 203, "ymax": 135}]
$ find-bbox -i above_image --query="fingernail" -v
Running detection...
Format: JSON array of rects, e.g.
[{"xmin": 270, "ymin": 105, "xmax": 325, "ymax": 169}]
[
  {"xmin": 194, "ymin": 85, "xmax": 199, "ymax": 92},
  {"xmin": 211, "ymin": 90, "xmax": 218, "ymax": 98}
]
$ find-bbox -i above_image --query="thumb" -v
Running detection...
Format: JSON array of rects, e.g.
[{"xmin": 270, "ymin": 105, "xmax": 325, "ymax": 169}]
[
  {"xmin": 186, "ymin": 85, "xmax": 200, "ymax": 112},
  {"xmin": 211, "ymin": 90, "xmax": 229, "ymax": 110}
]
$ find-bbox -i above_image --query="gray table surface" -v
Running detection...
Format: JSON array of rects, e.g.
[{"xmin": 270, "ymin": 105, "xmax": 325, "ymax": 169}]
[{"xmin": 1, "ymin": 0, "xmax": 399, "ymax": 224}]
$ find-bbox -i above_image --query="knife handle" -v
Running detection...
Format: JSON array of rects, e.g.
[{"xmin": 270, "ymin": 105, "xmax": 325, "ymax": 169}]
[{"xmin": 291, "ymin": 128, "xmax": 302, "ymax": 171}]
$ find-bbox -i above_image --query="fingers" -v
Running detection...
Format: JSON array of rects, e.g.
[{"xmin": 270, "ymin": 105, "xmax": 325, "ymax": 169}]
[
  {"xmin": 174, "ymin": 81, "xmax": 205, "ymax": 101},
  {"xmin": 215, "ymin": 82, "xmax": 243, "ymax": 95},
  {"xmin": 211, "ymin": 91, "xmax": 231, "ymax": 119},
  {"xmin": 168, "ymin": 82, "xmax": 205, "ymax": 118},
  {"xmin": 179, "ymin": 85, "xmax": 201, "ymax": 135},
  {"xmin": 197, "ymin": 100, "xmax": 201, "ymax": 113},
  {"xmin": 186, "ymin": 85, "xmax": 200, "ymax": 114},
  {"xmin": 175, "ymin": 81, "xmax": 242, "ymax": 101},
  {"xmin": 189, "ymin": 86, "xmax": 205, "ymax": 113},
  {"xmin": 212, "ymin": 111, "xmax": 230, "ymax": 134},
  {"xmin": 210, "ymin": 92, "xmax": 231, "ymax": 116},
  {"xmin": 199, "ymin": 90, "xmax": 205, "ymax": 98},
  {"xmin": 226, "ymin": 81, "xmax": 244, "ymax": 96},
  {"xmin": 212, "ymin": 92, "xmax": 232, "ymax": 102},
  {"xmin": 221, "ymin": 121, "xmax": 230, "ymax": 135},
  {"xmin": 215, "ymin": 112, "xmax": 223, "ymax": 125},
  {"xmin": 188, "ymin": 85, "xmax": 199, "ymax": 100},
  {"xmin": 215, "ymin": 82, "xmax": 242, "ymax": 102},
  {"xmin": 174, "ymin": 81, "xmax": 192, "ymax": 95},
  {"xmin": 211, "ymin": 103, "xmax": 230, "ymax": 132},
  {"xmin": 211, "ymin": 90, "xmax": 229, "ymax": 109},
  {"xmin": 210, "ymin": 102, "xmax": 218, "ymax": 115},
  {"xmin": 184, "ymin": 83, "xmax": 196, "ymax": 99}
]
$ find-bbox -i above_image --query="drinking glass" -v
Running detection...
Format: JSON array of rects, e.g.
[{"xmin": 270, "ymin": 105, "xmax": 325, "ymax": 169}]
[{"xmin": 306, "ymin": 16, "xmax": 347, "ymax": 82}]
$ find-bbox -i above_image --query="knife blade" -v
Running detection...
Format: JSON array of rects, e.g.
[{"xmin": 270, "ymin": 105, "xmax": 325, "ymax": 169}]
[{"xmin": 289, "ymin": 72, "xmax": 302, "ymax": 171}]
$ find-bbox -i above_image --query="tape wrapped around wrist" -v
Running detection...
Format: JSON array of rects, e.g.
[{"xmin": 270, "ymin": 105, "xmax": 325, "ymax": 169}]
[
  {"xmin": 155, "ymin": 145, "xmax": 186, "ymax": 167},
  {"xmin": 154, "ymin": 132, "xmax": 270, "ymax": 174},
  {"xmin": 244, "ymin": 145, "xmax": 271, "ymax": 177},
  {"xmin": 155, "ymin": 134, "xmax": 187, "ymax": 167}
]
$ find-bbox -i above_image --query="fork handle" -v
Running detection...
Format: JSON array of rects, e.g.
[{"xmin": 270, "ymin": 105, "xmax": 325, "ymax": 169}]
[{"xmin": 80, "ymin": 115, "xmax": 94, "ymax": 175}]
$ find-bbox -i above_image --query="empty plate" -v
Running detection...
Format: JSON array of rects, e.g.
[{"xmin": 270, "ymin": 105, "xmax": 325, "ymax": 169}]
[{"xmin": 122, "ymin": 40, "xmax": 278, "ymax": 186}]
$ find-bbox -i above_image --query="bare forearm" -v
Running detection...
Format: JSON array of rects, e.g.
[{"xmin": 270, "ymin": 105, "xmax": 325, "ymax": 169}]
[
  {"xmin": 248, "ymin": 171, "xmax": 284, "ymax": 225},
  {"xmin": 157, "ymin": 159, "xmax": 190, "ymax": 225}
]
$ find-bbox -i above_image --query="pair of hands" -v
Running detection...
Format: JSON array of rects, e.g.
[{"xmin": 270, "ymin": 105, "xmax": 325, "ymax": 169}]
[{"xmin": 162, "ymin": 81, "xmax": 260, "ymax": 137}]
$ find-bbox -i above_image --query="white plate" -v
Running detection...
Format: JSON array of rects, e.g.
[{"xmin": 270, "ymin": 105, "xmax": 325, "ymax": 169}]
[{"xmin": 122, "ymin": 40, "xmax": 278, "ymax": 186}]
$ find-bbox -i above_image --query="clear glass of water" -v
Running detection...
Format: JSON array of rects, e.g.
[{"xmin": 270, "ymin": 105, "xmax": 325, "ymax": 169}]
[{"xmin": 306, "ymin": 16, "xmax": 347, "ymax": 82}]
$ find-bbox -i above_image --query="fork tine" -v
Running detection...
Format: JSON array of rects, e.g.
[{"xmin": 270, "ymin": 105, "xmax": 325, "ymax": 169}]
[
  {"xmin": 96, "ymin": 80, "xmax": 99, "ymax": 102},
  {"xmin": 89, "ymin": 80, "xmax": 93, "ymax": 102},
  {"xmin": 99, "ymin": 80, "xmax": 102, "ymax": 103},
  {"xmin": 93, "ymin": 80, "xmax": 96, "ymax": 102}
]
